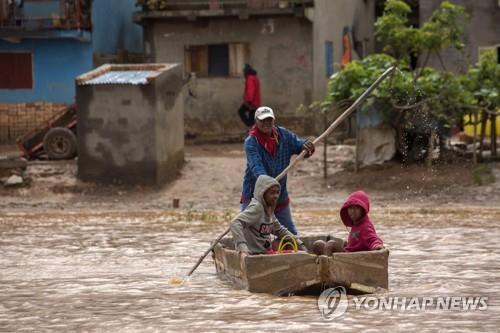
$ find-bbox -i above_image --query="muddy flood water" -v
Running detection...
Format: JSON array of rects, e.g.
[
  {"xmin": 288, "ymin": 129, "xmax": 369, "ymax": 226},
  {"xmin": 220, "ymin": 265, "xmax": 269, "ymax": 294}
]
[{"xmin": 1, "ymin": 208, "xmax": 499, "ymax": 332}]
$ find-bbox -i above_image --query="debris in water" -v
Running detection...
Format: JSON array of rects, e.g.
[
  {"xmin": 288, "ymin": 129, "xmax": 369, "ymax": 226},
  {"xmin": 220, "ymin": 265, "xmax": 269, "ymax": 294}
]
[{"xmin": 167, "ymin": 275, "xmax": 185, "ymax": 285}]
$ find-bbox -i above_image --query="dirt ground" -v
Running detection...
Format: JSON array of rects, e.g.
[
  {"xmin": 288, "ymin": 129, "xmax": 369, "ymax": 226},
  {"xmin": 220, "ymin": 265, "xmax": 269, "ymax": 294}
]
[{"xmin": 1, "ymin": 143, "xmax": 499, "ymax": 213}]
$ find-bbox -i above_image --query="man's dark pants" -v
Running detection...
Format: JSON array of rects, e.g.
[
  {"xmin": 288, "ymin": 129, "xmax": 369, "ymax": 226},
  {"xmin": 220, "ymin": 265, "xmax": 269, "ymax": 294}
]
[{"xmin": 238, "ymin": 104, "xmax": 256, "ymax": 127}]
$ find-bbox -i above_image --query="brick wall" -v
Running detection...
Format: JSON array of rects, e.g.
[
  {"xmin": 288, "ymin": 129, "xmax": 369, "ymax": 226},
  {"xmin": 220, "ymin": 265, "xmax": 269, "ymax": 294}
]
[{"xmin": 0, "ymin": 102, "xmax": 67, "ymax": 144}]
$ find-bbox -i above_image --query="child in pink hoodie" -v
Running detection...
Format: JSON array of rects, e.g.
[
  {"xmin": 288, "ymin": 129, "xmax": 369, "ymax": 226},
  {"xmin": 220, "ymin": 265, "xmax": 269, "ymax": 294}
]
[{"xmin": 340, "ymin": 190, "xmax": 384, "ymax": 252}]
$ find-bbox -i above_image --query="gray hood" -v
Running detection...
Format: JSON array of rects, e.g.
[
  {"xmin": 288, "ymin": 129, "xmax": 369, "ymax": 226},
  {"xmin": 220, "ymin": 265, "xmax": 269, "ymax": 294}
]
[
  {"xmin": 253, "ymin": 175, "xmax": 280, "ymax": 208},
  {"xmin": 230, "ymin": 174, "xmax": 298, "ymax": 254}
]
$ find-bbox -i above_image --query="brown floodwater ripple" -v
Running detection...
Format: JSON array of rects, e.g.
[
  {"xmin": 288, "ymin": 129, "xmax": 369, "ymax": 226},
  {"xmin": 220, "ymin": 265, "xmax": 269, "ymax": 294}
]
[{"xmin": 1, "ymin": 208, "xmax": 499, "ymax": 332}]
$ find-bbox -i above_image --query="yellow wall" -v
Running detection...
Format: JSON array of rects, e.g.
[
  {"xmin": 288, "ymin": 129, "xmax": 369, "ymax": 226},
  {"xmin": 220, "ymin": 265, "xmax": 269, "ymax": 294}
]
[{"xmin": 464, "ymin": 113, "xmax": 500, "ymax": 136}]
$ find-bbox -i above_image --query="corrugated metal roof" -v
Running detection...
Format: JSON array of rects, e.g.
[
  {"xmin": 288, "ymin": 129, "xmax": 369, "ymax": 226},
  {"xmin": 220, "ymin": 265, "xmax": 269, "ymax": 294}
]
[{"xmin": 82, "ymin": 71, "xmax": 155, "ymax": 85}]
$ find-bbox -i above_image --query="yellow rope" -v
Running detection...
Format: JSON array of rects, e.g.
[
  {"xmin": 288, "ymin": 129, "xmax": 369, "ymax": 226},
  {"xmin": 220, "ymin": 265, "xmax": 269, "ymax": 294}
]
[{"xmin": 277, "ymin": 235, "xmax": 298, "ymax": 253}]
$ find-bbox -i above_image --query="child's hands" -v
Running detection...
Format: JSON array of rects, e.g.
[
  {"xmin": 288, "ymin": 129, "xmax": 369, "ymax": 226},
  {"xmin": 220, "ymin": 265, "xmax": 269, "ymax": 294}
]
[
  {"xmin": 237, "ymin": 243, "xmax": 250, "ymax": 254},
  {"xmin": 238, "ymin": 251, "xmax": 248, "ymax": 271}
]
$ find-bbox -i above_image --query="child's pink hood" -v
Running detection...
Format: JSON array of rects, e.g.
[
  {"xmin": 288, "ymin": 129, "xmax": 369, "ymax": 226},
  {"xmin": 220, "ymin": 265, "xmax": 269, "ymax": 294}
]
[
  {"xmin": 340, "ymin": 190, "xmax": 370, "ymax": 227},
  {"xmin": 340, "ymin": 190, "xmax": 383, "ymax": 252}
]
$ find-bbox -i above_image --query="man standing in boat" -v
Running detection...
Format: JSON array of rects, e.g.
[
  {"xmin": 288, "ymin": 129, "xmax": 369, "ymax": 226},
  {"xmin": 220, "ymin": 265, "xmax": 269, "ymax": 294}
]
[{"xmin": 240, "ymin": 106, "xmax": 315, "ymax": 234}]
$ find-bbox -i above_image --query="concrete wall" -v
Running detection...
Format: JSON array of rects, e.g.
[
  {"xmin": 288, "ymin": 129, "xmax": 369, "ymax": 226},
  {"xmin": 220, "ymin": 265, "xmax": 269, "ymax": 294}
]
[
  {"xmin": 312, "ymin": 0, "xmax": 375, "ymax": 101},
  {"xmin": 76, "ymin": 65, "xmax": 184, "ymax": 186},
  {"xmin": 144, "ymin": 16, "xmax": 313, "ymax": 140},
  {"xmin": 420, "ymin": 0, "xmax": 500, "ymax": 72},
  {"xmin": 154, "ymin": 66, "xmax": 185, "ymax": 185}
]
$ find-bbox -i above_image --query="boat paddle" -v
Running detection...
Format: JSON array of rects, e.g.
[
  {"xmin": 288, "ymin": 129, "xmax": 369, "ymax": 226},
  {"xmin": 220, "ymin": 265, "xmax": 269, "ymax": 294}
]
[{"xmin": 186, "ymin": 66, "xmax": 396, "ymax": 277}]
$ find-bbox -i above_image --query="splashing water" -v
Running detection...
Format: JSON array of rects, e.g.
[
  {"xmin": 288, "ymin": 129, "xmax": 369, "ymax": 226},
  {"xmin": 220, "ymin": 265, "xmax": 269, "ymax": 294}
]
[{"xmin": 167, "ymin": 275, "xmax": 186, "ymax": 285}]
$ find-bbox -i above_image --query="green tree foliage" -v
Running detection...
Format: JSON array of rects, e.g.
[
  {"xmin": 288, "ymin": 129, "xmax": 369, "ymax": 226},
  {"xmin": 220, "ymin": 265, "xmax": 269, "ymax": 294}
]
[
  {"xmin": 326, "ymin": 54, "xmax": 471, "ymax": 125},
  {"xmin": 325, "ymin": 0, "xmax": 473, "ymax": 128},
  {"xmin": 463, "ymin": 50, "xmax": 500, "ymax": 110},
  {"xmin": 374, "ymin": 0, "xmax": 417, "ymax": 61},
  {"xmin": 415, "ymin": 68, "xmax": 473, "ymax": 123},
  {"xmin": 374, "ymin": 0, "xmax": 466, "ymax": 66},
  {"xmin": 417, "ymin": 1, "xmax": 466, "ymax": 56},
  {"xmin": 328, "ymin": 54, "xmax": 399, "ymax": 101}
]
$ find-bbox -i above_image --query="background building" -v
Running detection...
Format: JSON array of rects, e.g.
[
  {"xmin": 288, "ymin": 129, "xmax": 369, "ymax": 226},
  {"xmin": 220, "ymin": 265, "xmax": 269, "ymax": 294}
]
[
  {"xmin": 135, "ymin": 0, "xmax": 376, "ymax": 141},
  {"xmin": 0, "ymin": 0, "xmax": 143, "ymax": 144},
  {"xmin": 0, "ymin": 0, "xmax": 92, "ymax": 144}
]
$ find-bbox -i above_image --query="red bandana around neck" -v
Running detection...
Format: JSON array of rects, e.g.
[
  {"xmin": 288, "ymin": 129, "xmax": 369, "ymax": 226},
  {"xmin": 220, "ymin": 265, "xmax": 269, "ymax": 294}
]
[{"xmin": 249, "ymin": 125, "xmax": 279, "ymax": 157}]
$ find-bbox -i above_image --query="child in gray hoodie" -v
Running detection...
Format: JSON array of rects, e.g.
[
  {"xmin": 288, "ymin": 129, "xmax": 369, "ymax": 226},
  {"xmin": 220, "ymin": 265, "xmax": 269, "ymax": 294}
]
[{"xmin": 230, "ymin": 175, "xmax": 306, "ymax": 255}]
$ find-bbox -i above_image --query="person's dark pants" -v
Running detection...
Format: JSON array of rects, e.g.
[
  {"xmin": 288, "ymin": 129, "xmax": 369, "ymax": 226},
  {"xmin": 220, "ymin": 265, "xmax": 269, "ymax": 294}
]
[{"xmin": 238, "ymin": 104, "xmax": 256, "ymax": 127}]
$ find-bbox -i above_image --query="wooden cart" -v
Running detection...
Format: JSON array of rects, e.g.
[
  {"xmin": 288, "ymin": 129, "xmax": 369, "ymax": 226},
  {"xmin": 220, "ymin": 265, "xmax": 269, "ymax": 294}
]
[{"xmin": 16, "ymin": 105, "xmax": 77, "ymax": 160}]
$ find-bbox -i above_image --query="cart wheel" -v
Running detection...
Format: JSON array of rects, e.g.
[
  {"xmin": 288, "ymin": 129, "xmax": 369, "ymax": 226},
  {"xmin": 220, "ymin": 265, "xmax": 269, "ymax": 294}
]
[{"xmin": 43, "ymin": 127, "xmax": 77, "ymax": 160}]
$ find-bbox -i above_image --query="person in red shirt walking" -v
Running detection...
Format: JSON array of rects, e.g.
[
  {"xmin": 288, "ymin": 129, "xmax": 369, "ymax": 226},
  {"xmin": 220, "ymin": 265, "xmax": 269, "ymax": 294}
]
[{"xmin": 238, "ymin": 64, "xmax": 261, "ymax": 127}]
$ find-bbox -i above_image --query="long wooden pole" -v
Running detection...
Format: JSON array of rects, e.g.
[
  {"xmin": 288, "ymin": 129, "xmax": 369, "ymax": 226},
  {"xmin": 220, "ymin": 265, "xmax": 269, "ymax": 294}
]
[
  {"xmin": 275, "ymin": 66, "xmax": 396, "ymax": 180},
  {"xmin": 187, "ymin": 66, "xmax": 396, "ymax": 277}
]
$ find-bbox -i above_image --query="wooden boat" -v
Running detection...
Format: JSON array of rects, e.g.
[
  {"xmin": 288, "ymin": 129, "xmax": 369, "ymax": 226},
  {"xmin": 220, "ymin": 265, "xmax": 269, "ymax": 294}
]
[{"xmin": 212, "ymin": 234, "xmax": 389, "ymax": 296}]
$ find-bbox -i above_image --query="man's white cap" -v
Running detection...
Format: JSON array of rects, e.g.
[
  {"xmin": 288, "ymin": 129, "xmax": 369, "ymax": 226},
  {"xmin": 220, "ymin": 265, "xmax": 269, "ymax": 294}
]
[{"xmin": 255, "ymin": 106, "xmax": 275, "ymax": 120}]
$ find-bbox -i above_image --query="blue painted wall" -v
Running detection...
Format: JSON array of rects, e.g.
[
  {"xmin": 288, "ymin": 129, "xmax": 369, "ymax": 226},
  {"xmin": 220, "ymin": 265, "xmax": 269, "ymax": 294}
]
[
  {"xmin": 0, "ymin": 38, "xmax": 93, "ymax": 103},
  {"xmin": 0, "ymin": 0, "xmax": 142, "ymax": 104},
  {"xmin": 92, "ymin": 0, "xmax": 143, "ymax": 54},
  {"xmin": 325, "ymin": 41, "xmax": 334, "ymax": 77}
]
